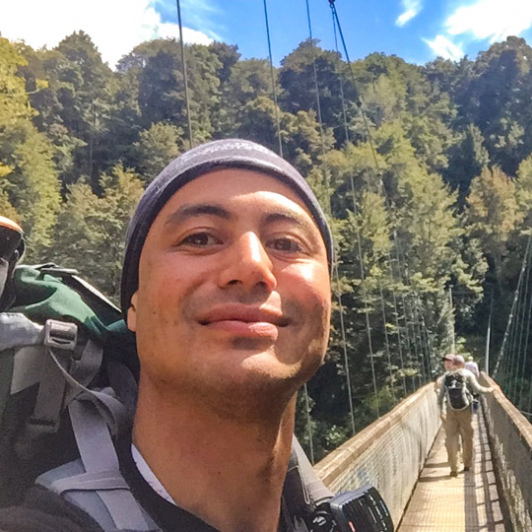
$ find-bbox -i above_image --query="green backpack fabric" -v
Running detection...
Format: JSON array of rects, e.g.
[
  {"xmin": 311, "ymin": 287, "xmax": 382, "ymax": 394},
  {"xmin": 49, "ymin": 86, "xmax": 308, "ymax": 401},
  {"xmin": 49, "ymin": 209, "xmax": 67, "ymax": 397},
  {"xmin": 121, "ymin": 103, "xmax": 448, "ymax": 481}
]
[{"xmin": 0, "ymin": 264, "xmax": 138, "ymax": 509}]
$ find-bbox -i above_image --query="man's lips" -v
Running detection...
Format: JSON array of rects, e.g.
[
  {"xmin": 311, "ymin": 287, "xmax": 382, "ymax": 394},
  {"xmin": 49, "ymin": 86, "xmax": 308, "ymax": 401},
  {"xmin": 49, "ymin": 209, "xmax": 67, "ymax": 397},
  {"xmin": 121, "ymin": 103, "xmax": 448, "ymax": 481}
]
[{"xmin": 198, "ymin": 305, "xmax": 289, "ymax": 337}]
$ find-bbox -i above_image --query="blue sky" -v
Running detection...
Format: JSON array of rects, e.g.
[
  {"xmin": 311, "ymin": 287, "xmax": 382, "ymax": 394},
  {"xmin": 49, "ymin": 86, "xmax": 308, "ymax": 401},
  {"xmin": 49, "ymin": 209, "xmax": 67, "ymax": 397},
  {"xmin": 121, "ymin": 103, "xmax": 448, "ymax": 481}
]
[{"xmin": 1, "ymin": 0, "xmax": 532, "ymax": 68}]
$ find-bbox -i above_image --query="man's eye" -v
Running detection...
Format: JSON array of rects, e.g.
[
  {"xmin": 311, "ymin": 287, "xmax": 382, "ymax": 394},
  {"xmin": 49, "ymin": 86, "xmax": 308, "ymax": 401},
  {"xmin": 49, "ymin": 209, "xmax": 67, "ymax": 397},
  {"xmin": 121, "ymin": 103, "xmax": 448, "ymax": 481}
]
[
  {"xmin": 269, "ymin": 238, "xmax": 302, "ymax": 253},
  {"xmin": 181, "ymin": 233, "xmax": 220, "ymax": 247}
]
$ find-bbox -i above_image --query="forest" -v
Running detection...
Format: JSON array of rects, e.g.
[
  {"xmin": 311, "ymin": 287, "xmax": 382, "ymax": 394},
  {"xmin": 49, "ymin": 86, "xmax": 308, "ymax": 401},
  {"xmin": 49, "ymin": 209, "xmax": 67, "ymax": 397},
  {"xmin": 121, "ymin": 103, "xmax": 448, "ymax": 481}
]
[{"xmin": 2, "ymin": 31, "xmax": 532, "ymax": 459}]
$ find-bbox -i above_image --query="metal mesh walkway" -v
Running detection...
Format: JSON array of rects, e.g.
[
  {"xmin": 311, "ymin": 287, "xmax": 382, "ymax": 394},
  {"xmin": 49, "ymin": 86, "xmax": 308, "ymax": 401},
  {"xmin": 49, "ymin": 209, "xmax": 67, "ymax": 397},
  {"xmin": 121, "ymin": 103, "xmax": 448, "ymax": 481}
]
[{"xmin": 398, "ymin": 408, "xmax": 507, "ymax": 531}]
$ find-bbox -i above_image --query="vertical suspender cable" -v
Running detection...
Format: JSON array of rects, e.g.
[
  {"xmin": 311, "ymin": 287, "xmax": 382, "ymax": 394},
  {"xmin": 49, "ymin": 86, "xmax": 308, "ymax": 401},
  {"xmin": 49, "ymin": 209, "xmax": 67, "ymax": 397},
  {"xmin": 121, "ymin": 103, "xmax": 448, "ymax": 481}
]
[
  {"xmin": 518, "ymin": 254, "xmax": 532, "ymax": 407},
  {"xmin": 494, "ymin": 236, "xmax": 532, "ymax": 377},
  {"xmin": 311, "ymin": 0, "xmax": 379, "ymax": 417},
  {"xmin": 331, "ymin": 11, "xmax": 350, "ymax": 144},
  {"xmin": 329, "ymin": 0, "xmax": 430, "ymax": 389},
  {"xmin": 514, "ymin": 245, "xmax": 531, "ymax": 403},
  {"xmin": 331, "ymin": 9, "xmax": 399, "ymax": 403},
  {"xmin": 379, "ymin": 279, "xmax": 397, "ymax": 402},
  {"xmin": 506, "ymin": 249, "xmax": 526, "ymax": 398},
  {"xmin": 305, "ymin": 0, "xmax": 327, "ymax": 173},
  {"xmin": 262, "ymin": 0, "xmax": 283, "ymax": 156},
  {"xmin": 390, "ymin": 277, "xmax": 408, "ymax": 396},
  {"xmin": 262, "ymin": 1, "xmax": 312, "ymax": 448},
  {"xmin": 505, "ymin": 241, "xmax": 529, "ymax": 397},
  {"xmin": 335, "ymin": 265, "xmax": 356, "ymax": 435},
  {"xmin": 305, "ymin": 0, "xmax": 357, "ymax": 431},
  {"xmin": 449, "ymin": 287, "xmax": 456, "ymax": 352},
  {"xmin": 176, "ymin": 0, "xmax": 193, "ymax": 149},
  {"xmin": 349, "ymin": 176, "xmax": 380, "ymax": 416},
  {"xmin": 333, "ymin": 12, "xmax": 409, "ymax": 396},
  {"xmin": 485, "ymin": 292, "xmax": 493, "ymax": 376}
]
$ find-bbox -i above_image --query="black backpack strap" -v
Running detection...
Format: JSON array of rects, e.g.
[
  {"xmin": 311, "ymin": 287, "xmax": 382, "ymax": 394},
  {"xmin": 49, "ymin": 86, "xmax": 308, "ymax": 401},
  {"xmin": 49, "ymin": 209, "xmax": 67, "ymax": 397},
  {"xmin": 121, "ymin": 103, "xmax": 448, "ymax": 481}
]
[{"xmin": 284, "ymin": 436, "xmax": 334, "ymax": 522}]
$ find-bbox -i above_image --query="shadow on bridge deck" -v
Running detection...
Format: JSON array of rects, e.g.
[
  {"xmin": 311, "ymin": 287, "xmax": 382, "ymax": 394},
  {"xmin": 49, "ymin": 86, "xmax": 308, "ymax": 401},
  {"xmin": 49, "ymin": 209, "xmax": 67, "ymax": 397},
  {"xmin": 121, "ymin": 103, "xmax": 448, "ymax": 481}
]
[{"xmin": 398, "ymin": 407, "xmax": 507, "ymax": 531}]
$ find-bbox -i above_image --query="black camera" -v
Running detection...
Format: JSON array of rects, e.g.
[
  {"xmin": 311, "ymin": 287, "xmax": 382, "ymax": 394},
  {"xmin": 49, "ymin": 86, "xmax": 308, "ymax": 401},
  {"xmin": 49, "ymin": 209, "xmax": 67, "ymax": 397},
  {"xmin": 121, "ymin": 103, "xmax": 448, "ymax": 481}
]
[{"xmin": 308, "ymin": 485, "xmax": 394, "ymax": 532}]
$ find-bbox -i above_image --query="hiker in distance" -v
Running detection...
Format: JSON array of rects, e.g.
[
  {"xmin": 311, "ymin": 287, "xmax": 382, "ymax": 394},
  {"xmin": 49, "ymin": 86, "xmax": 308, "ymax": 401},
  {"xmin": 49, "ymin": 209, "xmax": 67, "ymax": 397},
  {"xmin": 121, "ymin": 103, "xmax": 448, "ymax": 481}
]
[
  {"xmin": 0, "ymin": 139, "xmax": 335, "ymax": 532},
  {"xmin": 434, "ymin": 353, "xmax": 456, "ymax": 392},
  {"xmin": 438, "ymin": 354, "xmax": 493, "ymax": 477}
]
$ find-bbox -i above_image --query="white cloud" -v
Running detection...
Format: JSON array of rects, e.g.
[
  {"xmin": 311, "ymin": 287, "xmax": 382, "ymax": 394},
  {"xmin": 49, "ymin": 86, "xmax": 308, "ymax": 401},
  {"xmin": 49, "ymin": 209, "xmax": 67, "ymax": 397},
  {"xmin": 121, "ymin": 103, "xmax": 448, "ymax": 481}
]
[
  {"xmin": 445, "ymin": 0, "xmax": 532, "ymax": 43},
  {"xmin": 0, "ymin": 0, "xmax": 214, "ymax": 69},
  {"xmin": 396, "ymin": 0, "xmax": 422, "ymax": 27},
  {"xmin": 424, "ymin": 35, "xmax": 464, "ymax": 61}
]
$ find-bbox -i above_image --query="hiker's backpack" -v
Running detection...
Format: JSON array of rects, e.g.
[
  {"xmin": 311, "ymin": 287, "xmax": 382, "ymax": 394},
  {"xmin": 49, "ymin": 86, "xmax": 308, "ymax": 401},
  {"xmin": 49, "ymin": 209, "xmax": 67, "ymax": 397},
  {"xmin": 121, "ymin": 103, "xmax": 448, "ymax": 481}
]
[
  {"xmin": 0, "ymin": 264, "xmax": 340, "ymax": 531},
  {"xmin": 444, "ymin": 371, "xmax": 472, "ymax": 411},
  {"xmin": 0, "ymin": 264, "xmax": 140, "ymax": 512}
]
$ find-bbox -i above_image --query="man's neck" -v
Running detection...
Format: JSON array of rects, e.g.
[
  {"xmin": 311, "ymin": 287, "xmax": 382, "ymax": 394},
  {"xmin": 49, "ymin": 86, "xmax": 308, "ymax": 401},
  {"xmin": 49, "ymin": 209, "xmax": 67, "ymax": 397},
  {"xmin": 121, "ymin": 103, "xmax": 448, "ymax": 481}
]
[{"xmin": 132, "ymin": 382, "xmax": 296, "ymax": 532}]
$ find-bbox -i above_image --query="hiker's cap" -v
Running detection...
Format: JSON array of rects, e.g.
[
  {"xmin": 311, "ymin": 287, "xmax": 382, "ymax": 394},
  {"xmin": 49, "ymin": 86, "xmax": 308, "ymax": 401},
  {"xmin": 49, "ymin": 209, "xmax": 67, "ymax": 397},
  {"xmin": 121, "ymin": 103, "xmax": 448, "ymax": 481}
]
[
  {"xmin": 454, "ymin": 355, "xmax": 465, "ymax": 365},
  {"xmin": 120, "ymin": 139, "xmax": 333, "ymax": 318},
  {"xmin": 442, "ymin": 354, "xmax": 455, "ymax": 362}
]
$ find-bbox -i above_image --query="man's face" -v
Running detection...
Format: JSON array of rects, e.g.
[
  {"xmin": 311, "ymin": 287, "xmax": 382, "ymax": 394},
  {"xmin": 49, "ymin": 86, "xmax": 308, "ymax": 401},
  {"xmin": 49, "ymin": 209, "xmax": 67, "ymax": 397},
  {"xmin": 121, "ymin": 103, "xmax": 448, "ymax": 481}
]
[
  {"xmin": 444, "ymin": 359, "xmax": 453, "ymax": 371},
  {"xmin": 128, "ymin": 169, "xmax": 331, "ymax": 409}
]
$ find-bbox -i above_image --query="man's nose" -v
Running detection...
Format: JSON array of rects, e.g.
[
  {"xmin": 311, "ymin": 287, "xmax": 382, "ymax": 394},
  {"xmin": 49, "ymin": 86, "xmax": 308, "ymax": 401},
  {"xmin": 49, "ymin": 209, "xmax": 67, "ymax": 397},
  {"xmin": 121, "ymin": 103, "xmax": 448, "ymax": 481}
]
[{"xmin": 218, "ymin": 232, "xmax": 277, "ymax": 292}]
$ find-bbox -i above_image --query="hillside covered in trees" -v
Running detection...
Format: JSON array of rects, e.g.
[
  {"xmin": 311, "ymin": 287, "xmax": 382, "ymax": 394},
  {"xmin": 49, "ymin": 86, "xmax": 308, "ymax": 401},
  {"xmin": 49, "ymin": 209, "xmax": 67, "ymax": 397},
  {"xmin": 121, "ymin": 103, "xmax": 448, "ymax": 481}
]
[{"xmin": 2, "ymin": 31, "xmax": 532, "ymax": 458}]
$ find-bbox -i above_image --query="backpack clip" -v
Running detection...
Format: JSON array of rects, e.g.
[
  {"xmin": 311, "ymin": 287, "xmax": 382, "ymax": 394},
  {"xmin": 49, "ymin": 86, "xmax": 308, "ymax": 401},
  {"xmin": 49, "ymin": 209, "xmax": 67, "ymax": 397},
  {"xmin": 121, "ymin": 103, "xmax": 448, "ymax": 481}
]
[{"xmin": 44, "ymin": 320, "xmax": 78, "ymax": 351}]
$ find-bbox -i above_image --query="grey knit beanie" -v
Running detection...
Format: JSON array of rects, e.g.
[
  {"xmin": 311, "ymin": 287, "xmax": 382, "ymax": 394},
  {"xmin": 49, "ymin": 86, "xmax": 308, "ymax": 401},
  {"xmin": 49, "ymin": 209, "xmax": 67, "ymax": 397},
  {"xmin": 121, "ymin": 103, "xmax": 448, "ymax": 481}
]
[{"xmin": 120, "ymin": 139, "xmax": 333, "ymax": 317}]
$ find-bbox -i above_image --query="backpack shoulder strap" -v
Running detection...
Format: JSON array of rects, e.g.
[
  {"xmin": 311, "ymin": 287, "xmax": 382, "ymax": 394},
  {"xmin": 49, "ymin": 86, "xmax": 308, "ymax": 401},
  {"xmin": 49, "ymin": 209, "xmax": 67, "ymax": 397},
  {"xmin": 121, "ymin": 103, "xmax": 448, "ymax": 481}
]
[
  {"xmin": 283, "ymin": 436, "xmax": 333, "ymax": 522},
  {"xmin": 37, "ymin": 397, "xmax": 159, "ymax": 532}
]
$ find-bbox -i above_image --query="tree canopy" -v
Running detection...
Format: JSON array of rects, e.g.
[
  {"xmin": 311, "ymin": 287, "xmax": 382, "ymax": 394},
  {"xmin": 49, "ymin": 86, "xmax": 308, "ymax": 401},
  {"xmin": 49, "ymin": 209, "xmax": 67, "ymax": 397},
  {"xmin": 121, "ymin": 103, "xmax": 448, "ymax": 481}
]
[{"xmin": 2, "ymin": 31, "xmax": 532, "ymax": 459}]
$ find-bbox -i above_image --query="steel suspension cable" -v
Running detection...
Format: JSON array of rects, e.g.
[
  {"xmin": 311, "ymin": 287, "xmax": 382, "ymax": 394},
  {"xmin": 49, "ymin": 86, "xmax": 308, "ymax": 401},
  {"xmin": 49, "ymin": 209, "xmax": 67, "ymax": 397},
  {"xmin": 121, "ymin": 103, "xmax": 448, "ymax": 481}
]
[
  {"xmin": 507, "ymin": 293, "xmax": 523, "ymax": 399},
  {"xmin": 518, "ymin": 250, "xmax": 532, "ymax": 408},
  {"xmin": 349, "ymin": 175, "xmax": 380, "ymax": 417},
  {"xmin": 304, "ymin": 0, "xmax": 328, "ymax": 169},
  {"xmin": 335, "ymin": 261, "xmax": 357, "ymax": 435},
  {"xmin": 494, "ymin": 236, "xmax": 532, "ymax": 377},
  {"xmin": 330, "ymin": 2, "xmax": 405, "ymax": 402},
  {"xmin": 394, "ymin": 246, "xmax": 421, "ymax": 388},
  {"xmin": 328, "ymin": 0, "xmax": 431, "ymax": 386},
  {"xmin": 379, "ymin": 279, "xmax": 397, "ymax": 402},
  {"xmin": 513, "ymin": 244, "xmax": 532, "ymax": 403},
  {"xmin": 262, "ymin": 0, "xmax": 283, "ymax": 156},
  {"xmin": 525, "ymin": 287, "xmax": 532, "ymax": 413},
  {"xmin": 305, "ymin": 0, "xmax": 357, "ymax": 432},
  {"xmin": 176, "ymin": 0, "xmax": 193, "ymax": 149},
  {"xmin": 389, "ymin": 276, "xmax": 408, "ymax": 396},
  {"xmin": 506, "ymin": 255, "xmax": 526, "ymax": 396},
  {"xmin": 331, "ymin": 10, "xmax": 350, "ymax": 144}
]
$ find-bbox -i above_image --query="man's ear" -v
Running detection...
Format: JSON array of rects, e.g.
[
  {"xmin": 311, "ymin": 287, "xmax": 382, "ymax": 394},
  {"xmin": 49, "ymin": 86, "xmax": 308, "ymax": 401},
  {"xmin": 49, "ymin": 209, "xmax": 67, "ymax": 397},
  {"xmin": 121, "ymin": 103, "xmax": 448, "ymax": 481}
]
[{"xmin": 127, "ymin": 291, "xmax": 138, "ymax": 332}]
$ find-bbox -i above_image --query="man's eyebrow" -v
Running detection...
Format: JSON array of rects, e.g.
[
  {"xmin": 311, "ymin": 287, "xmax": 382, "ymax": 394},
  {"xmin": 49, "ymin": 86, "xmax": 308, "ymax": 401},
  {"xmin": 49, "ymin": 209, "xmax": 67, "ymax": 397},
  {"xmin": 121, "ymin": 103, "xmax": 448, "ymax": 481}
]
[
  {"xmin": 263, "ymin": 210, "xmax": 315, "ymax": 230},
  {"xmin": 165, "ymin": 203, "xmax": 233, "ymax": 227}
]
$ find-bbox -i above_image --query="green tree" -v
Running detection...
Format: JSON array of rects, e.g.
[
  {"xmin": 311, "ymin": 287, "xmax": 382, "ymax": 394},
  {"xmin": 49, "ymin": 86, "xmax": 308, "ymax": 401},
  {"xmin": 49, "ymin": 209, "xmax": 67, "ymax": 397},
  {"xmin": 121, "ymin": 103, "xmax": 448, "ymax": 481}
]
[
  {"xmin": 53, "ymin": 31, "xmax": 114, "ymax": 182},
  {"xmin": 0, "ymin": 37, "xmax": 61, "ymax": 256},
  {"xmin": 52, "ymin": 165, "xmax": 144, "ymax": 298},
  {"xmin": 444, "ymin": 124, "xmax": 490, "ymax": 205},
  {"xmin": 279, "ymin": 39, "xmax": 358, "ymax": 144},
  {"xmin": 132, "ymin": 122, "xmax": 182, "ymax": 183},
  {"xmin": 466, "ymin": 166, "xmax": 522, "ymax": 281}
]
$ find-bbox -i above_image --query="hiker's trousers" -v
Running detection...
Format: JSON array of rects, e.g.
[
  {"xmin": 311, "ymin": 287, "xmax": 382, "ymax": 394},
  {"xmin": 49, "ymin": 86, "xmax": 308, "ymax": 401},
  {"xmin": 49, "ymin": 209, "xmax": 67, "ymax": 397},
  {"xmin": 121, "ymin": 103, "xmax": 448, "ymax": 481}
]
[{"xmin": 444, "ymin": 407, "xmax": 473, "ymax": 473}]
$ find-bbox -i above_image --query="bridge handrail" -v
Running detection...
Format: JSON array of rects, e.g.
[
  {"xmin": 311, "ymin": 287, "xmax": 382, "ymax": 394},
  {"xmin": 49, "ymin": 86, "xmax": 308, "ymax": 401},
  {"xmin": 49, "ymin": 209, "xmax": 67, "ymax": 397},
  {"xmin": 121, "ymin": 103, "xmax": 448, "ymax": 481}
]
[
  {"xmin": 482, "ymin": 373, "xmax": 532, "ymax": 530},
  {"xmin": 314, "ymin": 383, "xmax": 440, "ymax": 527}
]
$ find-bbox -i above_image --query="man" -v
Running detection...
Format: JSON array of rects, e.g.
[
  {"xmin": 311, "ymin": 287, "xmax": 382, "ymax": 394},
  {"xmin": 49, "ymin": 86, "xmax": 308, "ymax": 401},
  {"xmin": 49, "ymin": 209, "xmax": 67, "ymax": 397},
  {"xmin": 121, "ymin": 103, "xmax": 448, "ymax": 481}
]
[
  {"xmin": 465, "ymin": 356, "xmax": 480, "ymax": 378},
  {"xmin": 438, "ymin": 354, "xmax": 492, "ymax": 477},
  {"xmin": 435, "ymin": 354, "xmax": 455, "ymax": 391},
  {"xmin": 0, "ymin": 139, "xmax": 333, "ymax": 531}
]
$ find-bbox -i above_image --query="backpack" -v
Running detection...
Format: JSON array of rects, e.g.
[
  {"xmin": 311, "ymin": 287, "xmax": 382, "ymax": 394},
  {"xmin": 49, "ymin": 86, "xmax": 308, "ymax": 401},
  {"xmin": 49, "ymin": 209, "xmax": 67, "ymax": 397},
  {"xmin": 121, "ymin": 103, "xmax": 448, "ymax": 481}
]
[
  {"xmin": 443, "ymin": 371, "xmax": 472, "ymax": 411},
  {"xmin": 0, "ymin": 263, "xmax": 335, "ymax": 531}
]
